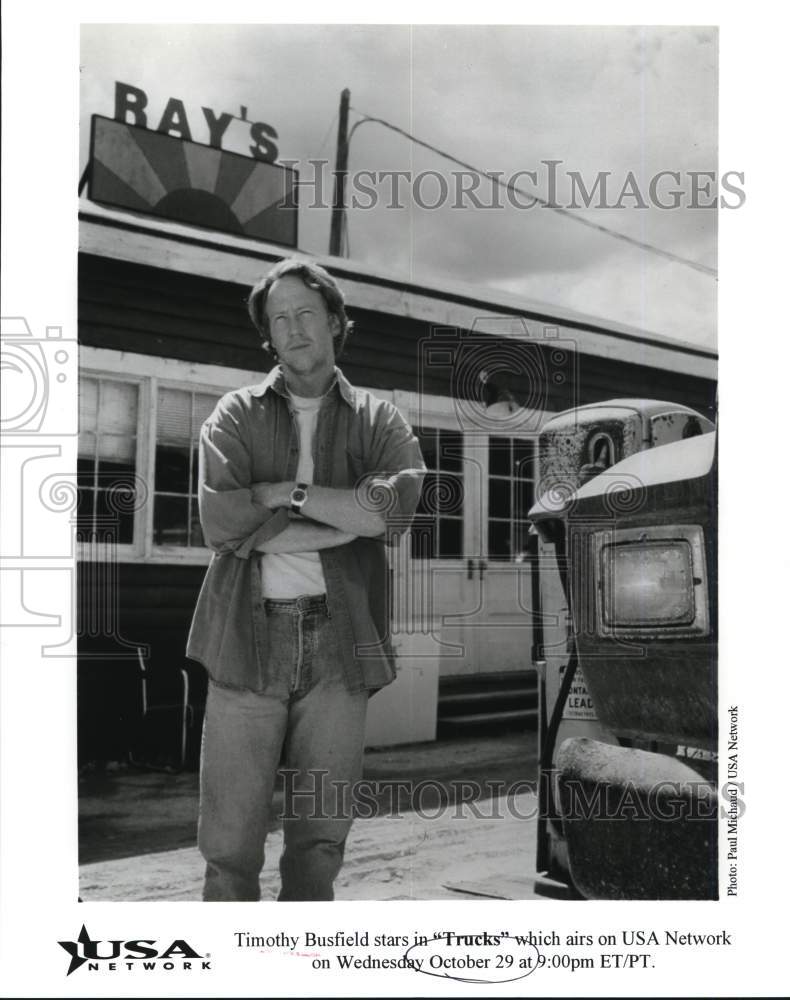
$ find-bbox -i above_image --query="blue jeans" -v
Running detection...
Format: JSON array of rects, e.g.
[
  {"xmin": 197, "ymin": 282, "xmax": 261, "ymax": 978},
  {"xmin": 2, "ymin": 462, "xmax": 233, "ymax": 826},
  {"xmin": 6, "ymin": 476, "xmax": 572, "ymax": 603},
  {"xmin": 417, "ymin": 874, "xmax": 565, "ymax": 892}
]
[{"xmin": 198, "ymin": 595, "xmax": 368, "ymax": 901}]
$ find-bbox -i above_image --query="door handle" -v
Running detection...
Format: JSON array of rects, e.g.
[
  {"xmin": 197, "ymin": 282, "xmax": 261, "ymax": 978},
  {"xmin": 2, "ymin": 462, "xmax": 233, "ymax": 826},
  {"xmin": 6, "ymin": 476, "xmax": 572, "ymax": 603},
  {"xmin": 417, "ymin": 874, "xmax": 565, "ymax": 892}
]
[{"xmin": 467, "ymin": 559, "xmax": 488, "ymax": 581}]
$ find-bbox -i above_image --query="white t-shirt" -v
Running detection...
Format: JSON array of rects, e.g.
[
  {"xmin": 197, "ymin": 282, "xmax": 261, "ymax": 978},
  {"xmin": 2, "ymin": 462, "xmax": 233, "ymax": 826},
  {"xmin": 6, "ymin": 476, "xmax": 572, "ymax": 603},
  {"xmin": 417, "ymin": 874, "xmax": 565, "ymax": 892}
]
[{"xmin": 260, "ymin": 392, "xmax": 327, "ymax": 598}]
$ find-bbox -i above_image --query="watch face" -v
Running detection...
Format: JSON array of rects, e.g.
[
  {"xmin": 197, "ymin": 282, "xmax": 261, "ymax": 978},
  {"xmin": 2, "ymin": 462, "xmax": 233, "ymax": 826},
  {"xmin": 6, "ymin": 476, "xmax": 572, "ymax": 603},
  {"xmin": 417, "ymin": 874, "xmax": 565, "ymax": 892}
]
[{"xmin": 292, "ymin": 488, "xmax": 307, "ymax": 503}]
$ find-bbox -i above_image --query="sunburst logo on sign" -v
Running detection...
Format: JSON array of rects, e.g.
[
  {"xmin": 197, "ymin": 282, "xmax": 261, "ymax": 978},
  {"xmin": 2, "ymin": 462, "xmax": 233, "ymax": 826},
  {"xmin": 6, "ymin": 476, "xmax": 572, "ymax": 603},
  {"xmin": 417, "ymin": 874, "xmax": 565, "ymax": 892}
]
[{"xmin": 88, "ymin": 115, "xmax": 298, "ymax": 246}]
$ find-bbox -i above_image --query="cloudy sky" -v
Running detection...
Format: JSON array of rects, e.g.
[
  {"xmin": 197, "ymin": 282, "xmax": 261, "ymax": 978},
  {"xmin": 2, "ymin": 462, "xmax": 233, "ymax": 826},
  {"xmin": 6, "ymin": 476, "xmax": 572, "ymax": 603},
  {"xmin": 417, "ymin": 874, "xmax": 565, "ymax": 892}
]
[{"xmin": 80, "ymin": 24, "xmax": 719, "ymax": 348}]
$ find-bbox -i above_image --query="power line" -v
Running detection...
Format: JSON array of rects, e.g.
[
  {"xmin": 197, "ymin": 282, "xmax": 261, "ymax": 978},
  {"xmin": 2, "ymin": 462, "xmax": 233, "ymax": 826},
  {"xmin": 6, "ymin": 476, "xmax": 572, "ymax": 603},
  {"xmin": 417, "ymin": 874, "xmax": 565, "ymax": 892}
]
[
  {"xmin": 316, "ymin": 111, "xmax": 339, "ymax": 159},
  {"xmin": 347, "ymin": 108, "xmax": 717, "ymax": 279}
]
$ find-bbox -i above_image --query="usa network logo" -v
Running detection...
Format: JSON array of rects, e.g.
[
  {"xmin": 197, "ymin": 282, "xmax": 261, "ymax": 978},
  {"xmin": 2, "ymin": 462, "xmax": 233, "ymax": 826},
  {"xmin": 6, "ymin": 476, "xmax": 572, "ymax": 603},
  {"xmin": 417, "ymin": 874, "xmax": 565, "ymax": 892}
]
[{"xmin": 58, "ymin": 925, "xmax": 211, "ymax": 975}]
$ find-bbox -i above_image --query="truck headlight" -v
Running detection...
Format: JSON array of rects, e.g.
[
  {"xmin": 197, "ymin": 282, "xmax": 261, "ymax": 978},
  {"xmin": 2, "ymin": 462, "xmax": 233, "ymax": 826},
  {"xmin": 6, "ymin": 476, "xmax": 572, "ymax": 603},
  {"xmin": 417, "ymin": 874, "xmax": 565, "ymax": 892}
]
[
  {"xmin": 594, "ymin": 525, "xmax": 709, "ymax": 637},
  {"xmin": 602, "ymin": 540, "xmax": 694, "ymax": 627}
]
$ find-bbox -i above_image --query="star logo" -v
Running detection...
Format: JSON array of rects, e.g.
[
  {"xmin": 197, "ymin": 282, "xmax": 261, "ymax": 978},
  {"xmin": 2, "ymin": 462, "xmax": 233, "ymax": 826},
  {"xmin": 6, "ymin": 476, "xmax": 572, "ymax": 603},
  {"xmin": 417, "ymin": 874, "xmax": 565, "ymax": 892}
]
[
  {"xmin": 58, "ymin": 924, "xmax": 95, "ymax": 976},
  {"xmin": 57, "ymin": 925, "xmax": 206, "ymax": 975}
]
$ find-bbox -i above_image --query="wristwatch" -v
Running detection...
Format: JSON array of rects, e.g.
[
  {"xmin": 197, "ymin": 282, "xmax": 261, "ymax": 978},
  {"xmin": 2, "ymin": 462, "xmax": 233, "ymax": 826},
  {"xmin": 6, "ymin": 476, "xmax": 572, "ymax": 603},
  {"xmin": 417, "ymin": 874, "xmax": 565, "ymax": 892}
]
[{"xmin": 289, "ymin": 482, "xmax": 309, "ymax": 515}]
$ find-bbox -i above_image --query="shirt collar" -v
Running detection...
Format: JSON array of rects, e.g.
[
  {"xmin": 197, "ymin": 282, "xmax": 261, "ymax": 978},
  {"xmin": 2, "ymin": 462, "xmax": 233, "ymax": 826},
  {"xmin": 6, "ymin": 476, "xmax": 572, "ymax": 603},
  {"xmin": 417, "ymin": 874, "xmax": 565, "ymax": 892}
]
[{"xmin": 249, "ymin": 365, "xmax": 357, "ymax": 407}]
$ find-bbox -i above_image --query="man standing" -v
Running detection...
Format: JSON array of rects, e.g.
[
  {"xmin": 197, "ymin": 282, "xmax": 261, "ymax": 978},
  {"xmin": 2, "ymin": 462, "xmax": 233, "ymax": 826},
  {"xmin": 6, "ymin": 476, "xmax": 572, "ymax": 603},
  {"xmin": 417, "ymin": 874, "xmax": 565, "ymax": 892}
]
[{"xmin": 187, "ymin": 258, "xmax": 424, "ymax": 901}]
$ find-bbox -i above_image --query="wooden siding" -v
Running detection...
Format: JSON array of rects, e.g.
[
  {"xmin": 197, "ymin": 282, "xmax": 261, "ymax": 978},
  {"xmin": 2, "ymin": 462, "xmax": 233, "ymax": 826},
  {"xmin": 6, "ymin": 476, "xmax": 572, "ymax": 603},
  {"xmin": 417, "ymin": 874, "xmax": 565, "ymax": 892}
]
[
  {"xmin": 78, "ymin": 561, "xmax": 203, "ymax": 653},
  {"xmin": 79, "ymin": 206, "xmax": 717, "ymax": 380},
  {"xmin": 78, "ymin": 253, "xmax": 716, "ymax": 416},
  {"xmin": 77, "ymin": 561, "xmax": 207, "ymax": 764},
  {"xmin": 76, "ymin": 252, "xmax": 717, "ymax": 760}
]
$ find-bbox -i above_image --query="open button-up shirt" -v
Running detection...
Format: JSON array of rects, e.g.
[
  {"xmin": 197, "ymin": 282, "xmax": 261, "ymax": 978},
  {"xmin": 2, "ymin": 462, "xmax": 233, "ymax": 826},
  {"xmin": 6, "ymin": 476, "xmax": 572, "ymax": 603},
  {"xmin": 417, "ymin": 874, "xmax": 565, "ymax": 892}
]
[{"xmin": 186, "ymin": 366, "xmax": 425, "ymax": 693}]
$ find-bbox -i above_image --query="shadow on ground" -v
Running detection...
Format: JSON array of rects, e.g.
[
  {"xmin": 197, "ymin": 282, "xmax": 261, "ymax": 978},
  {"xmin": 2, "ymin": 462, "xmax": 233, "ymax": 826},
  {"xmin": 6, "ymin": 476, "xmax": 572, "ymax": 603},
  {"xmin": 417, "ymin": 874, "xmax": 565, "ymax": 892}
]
[{"xmin": 79, "ymin": 727, "xmax": 538, "ymax": 864}]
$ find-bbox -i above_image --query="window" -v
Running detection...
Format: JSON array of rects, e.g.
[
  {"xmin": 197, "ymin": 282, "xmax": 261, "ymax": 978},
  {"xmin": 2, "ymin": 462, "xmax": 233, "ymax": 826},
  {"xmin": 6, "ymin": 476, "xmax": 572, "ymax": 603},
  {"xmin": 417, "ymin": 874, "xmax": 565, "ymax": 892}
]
[
  {"xmin": 78, "ymin": 376, "xmax": 139, "ymax": 544},
  {"xmin": 78, "ymin": 369, "xmax": 223, "ymax": 560},
  {"xmin": 410, "ymin": 427, "xmax": 464, "ymax": 559},
  {"xmin": 154, "ymin": 388, "xmax": 219, "ymax": 548},
  {"xmin": 487, "ymin": 436, "xmax": 536, "ymax": 561}
]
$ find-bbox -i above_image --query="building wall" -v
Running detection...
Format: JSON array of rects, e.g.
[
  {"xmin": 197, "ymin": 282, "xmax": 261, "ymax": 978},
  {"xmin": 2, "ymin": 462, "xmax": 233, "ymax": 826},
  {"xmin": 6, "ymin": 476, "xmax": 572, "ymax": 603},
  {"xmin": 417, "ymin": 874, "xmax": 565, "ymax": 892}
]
[
  {"xmin": 77, "ymin": 249, "xmax": 718, "ymax": 760},
  {"xmin": 79, "ymin": 252, "xmax": 716, "ymax": 412}
]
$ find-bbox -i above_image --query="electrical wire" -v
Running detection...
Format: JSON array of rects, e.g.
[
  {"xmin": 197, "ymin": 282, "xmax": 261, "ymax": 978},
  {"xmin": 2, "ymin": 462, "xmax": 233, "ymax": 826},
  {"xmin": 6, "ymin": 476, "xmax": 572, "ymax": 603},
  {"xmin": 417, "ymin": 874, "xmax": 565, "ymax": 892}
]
[
  {"xmin": 316, "ymin": 111, "xmax": 339, "ymax": 159},
  {"xmin": 347, "ymin": 108, "xmax": 717, "ymax": 279}
]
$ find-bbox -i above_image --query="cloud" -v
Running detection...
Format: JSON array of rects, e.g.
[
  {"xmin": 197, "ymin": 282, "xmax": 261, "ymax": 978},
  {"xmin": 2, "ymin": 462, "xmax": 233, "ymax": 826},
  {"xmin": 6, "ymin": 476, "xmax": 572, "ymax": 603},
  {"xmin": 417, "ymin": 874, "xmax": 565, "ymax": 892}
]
[
  {"xmin": 490, "ymin": 249, "xmax": 716, "ymax": 348},
  {"xmin": 80, "ymin": 24, "xmax": 718, "ymax": 349}
]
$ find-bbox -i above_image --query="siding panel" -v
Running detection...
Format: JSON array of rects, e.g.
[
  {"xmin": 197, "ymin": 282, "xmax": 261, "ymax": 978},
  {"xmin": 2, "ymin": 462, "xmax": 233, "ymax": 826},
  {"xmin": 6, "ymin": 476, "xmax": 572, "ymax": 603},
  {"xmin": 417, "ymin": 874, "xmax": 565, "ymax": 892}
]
[{"xmin": 79, "ymin": 253, "xmax": 716, "ymax": 414}]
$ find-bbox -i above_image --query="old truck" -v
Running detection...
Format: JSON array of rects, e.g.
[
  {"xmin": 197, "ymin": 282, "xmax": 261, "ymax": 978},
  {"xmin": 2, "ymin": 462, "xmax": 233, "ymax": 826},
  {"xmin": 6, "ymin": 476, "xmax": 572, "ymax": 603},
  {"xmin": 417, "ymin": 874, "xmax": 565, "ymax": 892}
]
[{"xmin": 529, "ymin": 399, "xmax": 718, "ymax": 899}]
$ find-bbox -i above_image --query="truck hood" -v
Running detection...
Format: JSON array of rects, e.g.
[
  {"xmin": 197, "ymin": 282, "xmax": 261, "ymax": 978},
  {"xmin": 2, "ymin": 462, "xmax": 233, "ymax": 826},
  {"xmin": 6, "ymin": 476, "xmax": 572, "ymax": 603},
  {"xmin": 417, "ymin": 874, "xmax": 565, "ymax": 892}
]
[{"xmin": 529, "ymin": 430, "xmax": 716, "ymax": 521}]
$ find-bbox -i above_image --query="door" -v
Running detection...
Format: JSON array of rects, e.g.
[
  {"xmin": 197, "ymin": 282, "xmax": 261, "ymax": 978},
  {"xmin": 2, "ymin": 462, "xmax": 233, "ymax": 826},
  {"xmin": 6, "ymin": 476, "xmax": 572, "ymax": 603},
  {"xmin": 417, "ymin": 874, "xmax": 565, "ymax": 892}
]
[{"xmin": 390, "ymin": 391, "xmax": 538, "ymax": 678}]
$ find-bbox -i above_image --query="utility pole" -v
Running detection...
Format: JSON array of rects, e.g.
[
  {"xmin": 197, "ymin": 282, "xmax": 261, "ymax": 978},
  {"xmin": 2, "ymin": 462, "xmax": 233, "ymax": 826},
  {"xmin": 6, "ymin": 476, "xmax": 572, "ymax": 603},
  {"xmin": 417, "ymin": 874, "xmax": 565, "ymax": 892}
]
[{"xmin": 329, "ymin": 88, "xmax": 350, "ymax": 257}]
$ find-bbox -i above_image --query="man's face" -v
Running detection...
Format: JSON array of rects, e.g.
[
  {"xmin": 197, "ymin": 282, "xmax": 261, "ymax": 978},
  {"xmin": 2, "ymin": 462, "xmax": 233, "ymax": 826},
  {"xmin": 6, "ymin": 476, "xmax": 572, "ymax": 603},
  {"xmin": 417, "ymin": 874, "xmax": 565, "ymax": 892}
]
[{"xmin": 265, "ymin": 274, "xmax": 338, "ymax": 378}]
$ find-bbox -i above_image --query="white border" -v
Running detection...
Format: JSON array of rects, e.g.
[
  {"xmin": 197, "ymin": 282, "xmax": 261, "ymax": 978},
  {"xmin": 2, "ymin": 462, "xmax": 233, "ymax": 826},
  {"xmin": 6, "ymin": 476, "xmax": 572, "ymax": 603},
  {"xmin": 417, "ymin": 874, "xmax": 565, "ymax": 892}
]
[{"xmin": 2, "ymin": 3, "xmax": 789, "ymax": 998}]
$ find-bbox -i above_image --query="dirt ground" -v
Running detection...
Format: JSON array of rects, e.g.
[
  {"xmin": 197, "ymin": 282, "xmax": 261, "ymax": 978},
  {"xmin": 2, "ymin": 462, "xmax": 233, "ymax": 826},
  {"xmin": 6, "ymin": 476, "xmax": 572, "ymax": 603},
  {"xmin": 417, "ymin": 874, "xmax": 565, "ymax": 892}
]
[
  {"xmin": 79, "ymin": 729, "xmax": 537, "ymax": 863},
  {"xmin": 78, "ymin": 728, "xmax": 559, "ymax": 902}
]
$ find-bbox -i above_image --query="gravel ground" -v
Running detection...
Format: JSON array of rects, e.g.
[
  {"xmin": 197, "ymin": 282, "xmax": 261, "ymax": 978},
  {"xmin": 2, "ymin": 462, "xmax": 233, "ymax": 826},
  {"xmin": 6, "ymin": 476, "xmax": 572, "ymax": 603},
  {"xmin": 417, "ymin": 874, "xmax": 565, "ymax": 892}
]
[
  {"xmin": 80, "ymin": 791, "xmax": 543, "ymax": 901},
  {"xmin": 79, "ymin": 729, "xmax": 547, "ymax": 901},
  {"xmin": 79, "ymin": 729, "xmax": 537, "ymax": 863}
]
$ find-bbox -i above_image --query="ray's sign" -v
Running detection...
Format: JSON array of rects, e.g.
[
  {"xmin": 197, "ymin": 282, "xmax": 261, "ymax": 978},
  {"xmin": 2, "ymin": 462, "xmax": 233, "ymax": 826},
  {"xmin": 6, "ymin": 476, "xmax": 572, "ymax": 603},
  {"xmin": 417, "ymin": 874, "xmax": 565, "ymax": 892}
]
[
  {"xmin": 86, "ymin": 82, "xmax": 297, "ymax": 246},
  {"xmin": 114, "ymin": 81, "xmax": 280, "ymax": 162}
]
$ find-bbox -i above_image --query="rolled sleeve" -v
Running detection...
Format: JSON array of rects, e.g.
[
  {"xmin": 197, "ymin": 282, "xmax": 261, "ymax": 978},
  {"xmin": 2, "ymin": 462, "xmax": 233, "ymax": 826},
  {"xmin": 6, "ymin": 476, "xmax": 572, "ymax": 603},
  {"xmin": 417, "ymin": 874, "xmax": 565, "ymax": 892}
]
[
  {"xmin": 355, "ymin": 405, "xmax": 426, "ymax": 545},
  {"xmin": 198, "ymin": 398, "xmax": 288, "ymax": 559}
]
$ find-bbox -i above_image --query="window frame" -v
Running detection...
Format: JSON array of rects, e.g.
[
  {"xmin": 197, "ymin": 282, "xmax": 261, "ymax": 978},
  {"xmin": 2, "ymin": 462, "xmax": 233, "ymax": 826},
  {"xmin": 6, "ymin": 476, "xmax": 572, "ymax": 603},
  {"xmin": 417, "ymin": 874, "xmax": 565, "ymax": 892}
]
[
  {"xmin": 486, "ymin": 435, "xmax": 537, "ymax": 563},
  {"xmin": 80, "ymin": 349, "xmax": 547, "ymax": 566},
  {"xmin": 77, "ymin": 370, "xmax": 148, "ymax": 562},
  {"xmin": 392, "ymin": 390, "xmax": 477, "ymax": 563},
  {"xmin": 391, "ymin": 389, "xmax": 544, "ymax": 565},
  {"xmin": 143, "ymin": 377, "xmax": 227, "ymax": 560},
  {"xmin": 78, "ymin": 348, "xmax": 398, "ymax": 564},
  {"xmin": 410, "ymin": 424, "xmax": 466, "ymax": 561},
  {"xmin": 79, "ymin": 349, "xmax": 251, "ymax": 564}
]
